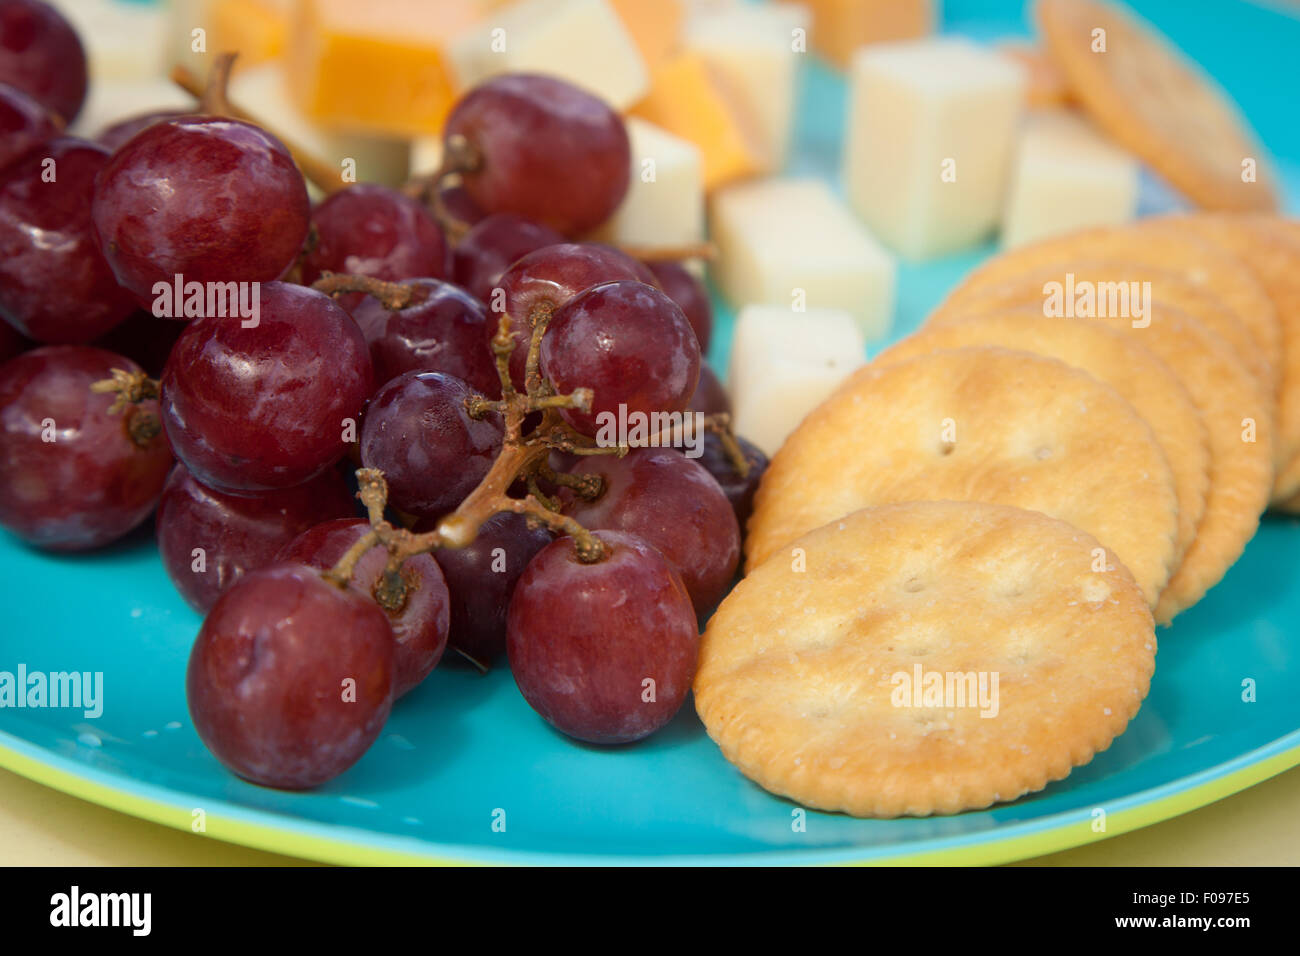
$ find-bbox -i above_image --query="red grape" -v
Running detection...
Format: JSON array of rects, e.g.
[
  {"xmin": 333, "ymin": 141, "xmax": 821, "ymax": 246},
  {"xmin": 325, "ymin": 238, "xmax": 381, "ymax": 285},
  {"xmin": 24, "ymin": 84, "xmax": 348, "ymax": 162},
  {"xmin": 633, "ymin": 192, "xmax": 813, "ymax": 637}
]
[
  {"xmin": 97, "ymin": 109, "xmax": 189, "ymax": 152},
  {"xmin": 300, "ymin": 184, "xmax": 449, "ymax": 298},
  {"xmin": 429, "ymin": 511, "xmax": 552, "ymax": 667},
  {"xmin": 0, "ymin": 0, "xmax": 86, "ymax": 122},
  {"xmin": 0, "ymin": 80, "xmax": 56, "ymax": 169},
  {"xmin": 541, "ymin": 279, "xmax": 700, "ymax": 436},
  {"xmin": 646, "ymin": 260, "xmax": 712, "ymax": 353},
  {"xmin": 349, "ymin": 277, "xmax": 499, "ymax": 396},
  {"xmin": 0, "ymin": 346, "xmax": 171, "ymax": 550},
  {"xmin": 563, "ymin": 448, "xmax": 739, "ymax": 614},
  {"xmin": 187, "ymin": 562, "xmax": 395, "ymax": 790},
  {"xmin": 0, "ymin": 137, "xmax": 137, "ymax": 344},
  {"xmin": 452, "ymin": 212, "xmax": 563, "ymax": 304},
  {"xmin": 279, "ymin": 518, "xmax": 450, "ymax": 697},
  {"xmin": 494, "ymin": 242, "xmax": 658, "ymax": 389},
  {"xmin": 688, "ymin": 363, "xmax": 730, "ymax": 417},
  {"xmin": 156, "ymin": 463, "xmax": 356, "ymax": 613},
  {"xmin": 690, "ymin": 433, "xmax": 768, "ymax": 533},
  {"xmin": 507, "ymin": 530, "xmax": 698, "ymax": 744},
  {"xmin": 359, "ymin": 371, "xmax": 502, "ymax": 518},
  {"xmin": 159, "ymin": 282, "xmax": 373, "ymax": 493},
  {"xmin": 91, "ymin": 116, "xmax": 309, "ymax": 305},
  {"xmin": 444, "ymin": 74, "xmax": 630, "ymax": 236}
]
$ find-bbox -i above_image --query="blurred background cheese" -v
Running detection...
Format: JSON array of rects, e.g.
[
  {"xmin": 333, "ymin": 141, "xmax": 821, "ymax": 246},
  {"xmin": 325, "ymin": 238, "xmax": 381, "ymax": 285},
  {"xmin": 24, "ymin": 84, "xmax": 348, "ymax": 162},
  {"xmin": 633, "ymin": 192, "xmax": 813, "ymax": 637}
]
[
  {"xmin": 630, "ymin": 53, "xmax": 764, "ymax": 191},
  {"xmin": 843, "ymin": 37, "xmax": 1025, "ymax": 260},
  {"xmin": 598, "ymin": 117, "xmax": 704, "ymax": 248},
  {"xmin": 728, "ymin": 305, "xmax": 865, "ymax": 457},
  {"xmin": 231, "ymin": 63, "xmax": 411, "ymax": 194},
  {"xmin": 787, "ymin": 0, "xmax": 936, "ymax": 70},
  {"xmin": 682, "ymin": 2, "xmax": 808, "ymax": 172},
  {"xmin": 997, "ymin": 41, "xmax": 1071, "ymax": 108},
  {"xmin": 288, "ymin": 0, "xmax": 480, "ymax": 138},
  {"xmin": 609, "ymin": 0, "xmax": 684, "ymax": 72},
  {"xmin": 710, "ymin": 178, "xmax": 895, "ymax": 339},
  {"xmin": 70, "ymin": 77, "xmax": 195, "ymax": 139},
  {"xmin": 449, "ymin": 0, "xmax": 648, "ymax": 110},
  {"xmin": 1000, "ymin": 110, "xmax": 1139, "ymax": 248},
  {"xmin": 59, "ymin": 0, "xmax": 168, "ymax": 81}
]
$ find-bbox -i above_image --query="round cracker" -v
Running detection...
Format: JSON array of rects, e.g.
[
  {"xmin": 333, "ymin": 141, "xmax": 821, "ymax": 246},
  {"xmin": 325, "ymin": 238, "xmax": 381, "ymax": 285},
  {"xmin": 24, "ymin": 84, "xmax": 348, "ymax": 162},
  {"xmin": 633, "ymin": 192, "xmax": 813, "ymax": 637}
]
[
  {"xmin": 747, "ymin": 346, "xmax": 1180, "ymax": 606},
  {"xmin": 931, "ymin": 257, "xmax": 1275, "ymax": 395},
  {"xmin": 1036, "ymin": 0, "xmax": 1278, "ymax": 212},
  {"xmin": 874, "ymin": 311, "xmax": 1209, "ymax": 565},
  {"xmin": 931, "ymin": 305, "xmax": 1272, "ymax": 624},
  {"xmin": 943, "ymin": 224, "xmax": 1280, "ymax": 385},
  {"xmin": 698, "ymin": 500, "xmax": 1157, "ymax": 818}
]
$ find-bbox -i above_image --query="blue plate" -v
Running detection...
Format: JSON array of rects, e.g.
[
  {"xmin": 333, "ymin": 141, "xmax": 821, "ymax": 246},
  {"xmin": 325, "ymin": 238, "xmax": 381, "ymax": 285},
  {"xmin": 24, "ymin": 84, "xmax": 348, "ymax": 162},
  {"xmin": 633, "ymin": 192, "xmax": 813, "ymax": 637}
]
[{"xmin": 2, "ymin": 0, "xmax": 1299, "ymax": 865}]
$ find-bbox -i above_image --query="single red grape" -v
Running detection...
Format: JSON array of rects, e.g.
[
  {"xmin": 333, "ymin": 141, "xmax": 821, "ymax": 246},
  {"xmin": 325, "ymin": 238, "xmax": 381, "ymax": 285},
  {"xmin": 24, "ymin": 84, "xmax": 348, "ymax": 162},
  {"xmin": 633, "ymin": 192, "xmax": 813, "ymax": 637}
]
[
  {"xmin": 159, "ymin": 282, "xmax": 373, "ymax": 493},
  {"xmin": 300, "ymin": 184, "xmax": 449, "ymax": 295},
  {"xmin": 646, "ymin": 260, "xmax": 712, "ymax": 353},
  {"xmin": 452, "ymin": 212, "xmax": 563, "ymax": 304},
  {"xmin": 97, "ymin": 109, "xmax": 189, "ymax": 152},
  {"xmin": 156, "ymin": 463, "xmax": 356, "ymax": 613},
  {"xmin": 688, "ymin": 364, "xmax": 730, "ymax": 417},
  {"xmin": 493, "ymin": 242, "xmax": 657, "ymax": 389},
  {"xmin": 187, "ymin": 562, "xmax": 395, "ymax": 790},
  {"xmin": 428, "ymin": 511, "xmax": 552, "ymax": 668},
  {"xmin": 359, "ymin": 371, "xmax": 502, "ymax": 518},
  {"xmin": 0, "ymin": 346, "xmax": 171, "ymax": 550},
  {"xmin": 690, "ymin": 433, "xmax": 768, "ymax": 533},
  {"xmin": 349, "ymin": 277, "xmax": 499, "ymax": 396},
  {"xmin": 279, "ymin": 518, "xmax": 450, "ymax": 697},
  {"xmin": 91, "ymin": 116, "xmax": 309, "ymax": 305},
  {"xmin": 507, "ymin": 530, "xmax": 699, "ymax": 745},
  {"xmin": 0, "ymin": 81, "xmax": 57, "ymax": 169},
  {"xmin": 541, "ymin": 279, "xmax": 700, "ymax": 437},
  {"xmin": 564, "ymin": 448, "xmax": 740, "ymax": 614},
  {"xmin": 0, "ymin": 137, "xmax": 136, "ymax": 344},
  {"xmin": 0, "ymin": 0, "xmax": 86, "ymax": 122},
  {"xmin": 445, "ymin": 74, "xmax": 630, "ymax": 236}
]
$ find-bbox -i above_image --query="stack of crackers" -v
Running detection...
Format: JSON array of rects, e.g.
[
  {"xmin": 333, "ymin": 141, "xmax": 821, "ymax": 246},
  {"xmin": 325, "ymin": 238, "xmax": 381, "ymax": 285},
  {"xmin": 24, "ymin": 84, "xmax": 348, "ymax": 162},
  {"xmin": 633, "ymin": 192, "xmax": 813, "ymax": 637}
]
[{"xmin": 694, "ymin": 0, "xmax": 1300, "ymax": 819}]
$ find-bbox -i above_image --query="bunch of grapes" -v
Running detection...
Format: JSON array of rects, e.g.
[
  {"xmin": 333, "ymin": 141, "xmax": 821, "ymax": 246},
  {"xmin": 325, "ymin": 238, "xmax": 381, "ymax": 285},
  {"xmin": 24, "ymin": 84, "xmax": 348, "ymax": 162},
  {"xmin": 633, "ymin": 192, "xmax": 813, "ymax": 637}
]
[{"xmin": 0, "ymin": 1, "xmax": 769, "ymax": 790}]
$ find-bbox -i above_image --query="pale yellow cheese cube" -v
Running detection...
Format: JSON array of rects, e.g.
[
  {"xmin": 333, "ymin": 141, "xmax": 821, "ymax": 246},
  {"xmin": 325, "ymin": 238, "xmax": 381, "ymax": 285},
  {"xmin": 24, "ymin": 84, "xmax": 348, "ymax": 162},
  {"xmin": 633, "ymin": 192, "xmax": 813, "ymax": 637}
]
[
  {"xmin": 843, "ymin": 38, "xmax": 1026, "ymax": 260},
  {"xmin": 598, "ymin": 118, "xmax": 704, "ymax": 248},
  {"xmin": 1001, "ymin": 110, "xmax": 1139, "ymax": 248},
  {"xmin": 710, "ymin": 178, "xmax": 896, "ymax": 340},
  {"xmin": 728, "ymin": 305, "xmax": 865, "ymax": 457},
  {"xmin": 682, "ymin": 3, "xmax": 809, "ymax": 170},
  {"xmin": 449, "ymin": 0, "xmax": 649, "ymax": 110},
  {"xmin": 60, "ymin": 0, "xmax": 168, "ymax": 82}
]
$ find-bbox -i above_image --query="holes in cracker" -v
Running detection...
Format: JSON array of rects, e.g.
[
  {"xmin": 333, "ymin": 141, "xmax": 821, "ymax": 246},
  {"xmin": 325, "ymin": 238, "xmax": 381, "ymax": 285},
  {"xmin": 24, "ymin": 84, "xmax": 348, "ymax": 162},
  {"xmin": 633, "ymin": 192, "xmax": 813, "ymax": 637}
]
[
  {"xmin": 938, "ymin": 441, "xmax": 956, "ymax": 457},
  {"xmin": 1034, "ymin": 445, "xmax": 1054, "ymax": 461},
  {"xmin": 902, "ymin": 576, "xmax": 925, "ymax": 593}
]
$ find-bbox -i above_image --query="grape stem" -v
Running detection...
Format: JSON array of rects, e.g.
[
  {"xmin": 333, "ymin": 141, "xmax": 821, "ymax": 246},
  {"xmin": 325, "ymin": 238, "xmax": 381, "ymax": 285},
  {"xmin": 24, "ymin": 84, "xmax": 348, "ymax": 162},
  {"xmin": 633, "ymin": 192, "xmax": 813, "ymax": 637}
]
[
  {"xmin": 90, "ymin": 368, "xmax": 164, "ymax": 448},
  {"xmin": 170, "ymin": 60, "xmax": 347, "ymax": 196},
  {"xmin": 615, "ymin": 241, "xmax": 718, "ymax": 262},
  {"xmin": 197, "ymin": 52, "xmax": 237, "ymax": 116},
  {"xmin": 404, "ymin": 134, "xmax": 483, "ymax": 244},
  {"xmin": 311, "ymin": 273, "xmax": 422, "ymax": 310}
]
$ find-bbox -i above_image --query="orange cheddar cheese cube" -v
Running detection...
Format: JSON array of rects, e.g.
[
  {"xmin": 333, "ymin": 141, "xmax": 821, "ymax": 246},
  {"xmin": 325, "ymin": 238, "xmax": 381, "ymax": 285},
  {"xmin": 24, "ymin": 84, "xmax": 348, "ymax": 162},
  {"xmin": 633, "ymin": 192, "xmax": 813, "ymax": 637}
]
[
  {"xmin": 629, "ymin": 53, "xmax": 764, "ymax": 192},
  {"xmin": 211, "ymin": 0, "xmax": 289, "ymax": 68},
  {"xmin": 610, "ymin": 0, "xmax": 685, "ymax": 71},
  {"xmin": 288, "ymin": 0, "xmax": 481, "ymax": 138},
  {"xmin": 790, "ymin": 0, "xmax": 936, "ymax": 70}
]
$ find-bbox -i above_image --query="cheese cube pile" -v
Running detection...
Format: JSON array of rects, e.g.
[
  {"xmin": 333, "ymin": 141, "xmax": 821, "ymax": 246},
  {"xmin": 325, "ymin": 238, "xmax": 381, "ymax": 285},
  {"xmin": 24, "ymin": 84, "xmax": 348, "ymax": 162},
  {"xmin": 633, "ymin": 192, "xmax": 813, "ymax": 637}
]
[
  {"xmin": 843, "ymin": 38, "xmax": 1026, "ymax": 260},
  {"xmin": 790, "ymin": 0, "xmax": 936, "ymax": 69},
  {"xmin": 682, "ymin": 3, "xmax": 809, "ymax": 171},
  {"xmin": 449, "ymin": 0, "xmax": 649, "ymax": 110},
  {"xmin": 1001, "ymin": 110, "xmax": 1139, "ymax": 248},
  {"xmin": 610, "ymin": 0, "xmax": 684, "ymax": 72},
  {"xmin": 728, "ymin": 305, "xmax": 866, "ymax": 457},
  {"xmin": 599, "ymin": 118, "xmax": 704, "ymax": 248},
  {"xmin": 710, "ymin": 178, "xmax": 896, "ymax": 340}
]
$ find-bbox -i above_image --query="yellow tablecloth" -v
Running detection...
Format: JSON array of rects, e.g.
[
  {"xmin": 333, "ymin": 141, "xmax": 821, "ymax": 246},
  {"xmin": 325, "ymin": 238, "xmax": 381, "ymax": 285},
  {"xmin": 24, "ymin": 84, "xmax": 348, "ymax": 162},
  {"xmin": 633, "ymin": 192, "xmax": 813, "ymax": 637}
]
[{"xmin": 2, "ymin": 764, "xmax": 1297, "ymax": 865}]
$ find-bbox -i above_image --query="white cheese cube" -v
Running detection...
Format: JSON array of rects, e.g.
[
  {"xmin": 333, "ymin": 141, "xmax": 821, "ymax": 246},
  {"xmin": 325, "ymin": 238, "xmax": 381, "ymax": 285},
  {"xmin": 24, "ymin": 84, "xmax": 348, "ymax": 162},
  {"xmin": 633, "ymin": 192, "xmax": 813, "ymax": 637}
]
[
  {"xmin": 449, "ymin": 0, "xmax": 649, "ymax": 110},
  {"xmin": 60, "ymin": 0, "xmax": 169, "ymax": 82},
  {"xmin": 709, "ymin": 178, "xmax": 896, "ymax": 340},
  {"xmin": 682, "ymin": 4, "xmax": 809, "ymax": 171},
  {"xmin": 1000, "ymin": 110, "xmax": 1139, "ymax": 248},
  {"xmin": 598, "ymin": 118, "xmax": 704, "ymax": 248},
  {"xmin": 843, "ymin": 37, "xmax": 1026, "ymax": 260},
  {"xmin": 728, "ymin": 305, "xmax": 865, "ymax": 457},
  {"xmin": 70, "ymin": 77, "xmax": 196, "ymax": 140},
  {"xmin": 230, "ymin": 65, "xmax": 411, "ymax": 194}
]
